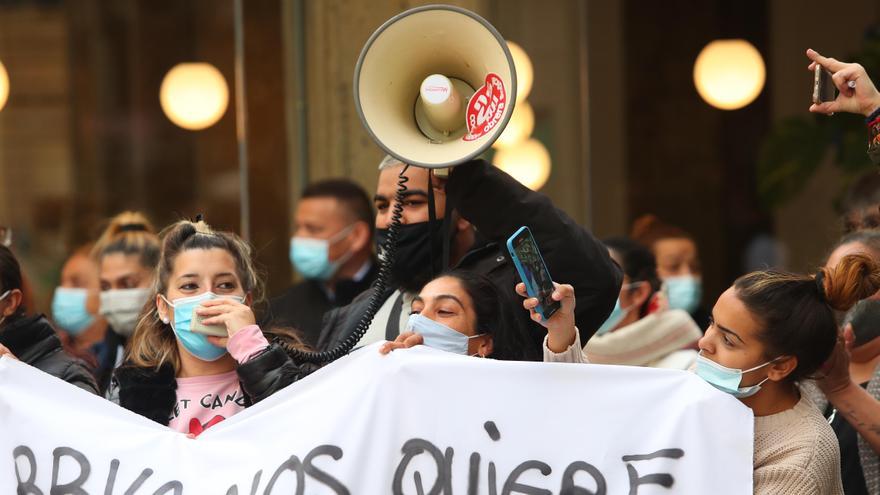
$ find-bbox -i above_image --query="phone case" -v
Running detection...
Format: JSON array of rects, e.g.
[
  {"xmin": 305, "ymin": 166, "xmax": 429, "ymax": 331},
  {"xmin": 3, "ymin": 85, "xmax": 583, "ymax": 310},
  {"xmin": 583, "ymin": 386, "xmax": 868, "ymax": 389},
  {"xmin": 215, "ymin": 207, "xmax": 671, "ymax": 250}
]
[
  {"xmin": 506, "ymin": 226, "xmax": 559, "ymax": 321},
  {"xmin": 189, "ymin": 308, "xmax": 228, "ymax": 337},
  {"xmin": 813, "ymin": 66, "xmax": 838, "ymax": 104}
]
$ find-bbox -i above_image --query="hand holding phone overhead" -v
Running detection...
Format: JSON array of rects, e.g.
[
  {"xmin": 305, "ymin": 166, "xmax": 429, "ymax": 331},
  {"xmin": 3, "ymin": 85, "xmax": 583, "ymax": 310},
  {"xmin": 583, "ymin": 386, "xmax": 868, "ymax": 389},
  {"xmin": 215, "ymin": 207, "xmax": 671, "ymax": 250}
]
[
  {"xmin": 506, "ymin": 226, "xmax": 561, "ymax": 321},
  {"xmin": 806, "ymin": 48, "xmax": 880, "ymax": 117}
]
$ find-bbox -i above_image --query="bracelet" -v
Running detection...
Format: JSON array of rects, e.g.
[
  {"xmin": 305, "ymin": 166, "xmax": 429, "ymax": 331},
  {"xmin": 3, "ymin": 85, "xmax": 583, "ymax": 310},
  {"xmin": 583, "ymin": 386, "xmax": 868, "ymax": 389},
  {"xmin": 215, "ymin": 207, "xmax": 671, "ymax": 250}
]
[{"xmin": 866, "ymin": 106, "xmax": 880, "ymax": 125}]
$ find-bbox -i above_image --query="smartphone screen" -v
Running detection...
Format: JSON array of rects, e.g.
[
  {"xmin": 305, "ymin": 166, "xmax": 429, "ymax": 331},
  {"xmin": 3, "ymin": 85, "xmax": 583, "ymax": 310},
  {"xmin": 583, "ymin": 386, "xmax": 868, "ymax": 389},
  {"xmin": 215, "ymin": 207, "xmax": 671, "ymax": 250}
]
[{"xmin": 508, "ymin": 227, "xmax": 561, "ymax": 320}]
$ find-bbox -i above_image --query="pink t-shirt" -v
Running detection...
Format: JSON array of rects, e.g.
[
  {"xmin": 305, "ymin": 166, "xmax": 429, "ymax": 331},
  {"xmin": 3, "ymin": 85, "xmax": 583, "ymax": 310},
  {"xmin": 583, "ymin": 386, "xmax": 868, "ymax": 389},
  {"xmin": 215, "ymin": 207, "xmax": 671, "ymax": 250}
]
[{"xmin": 167, "ymin": 325, "xmax": 269, "ymax": 436}]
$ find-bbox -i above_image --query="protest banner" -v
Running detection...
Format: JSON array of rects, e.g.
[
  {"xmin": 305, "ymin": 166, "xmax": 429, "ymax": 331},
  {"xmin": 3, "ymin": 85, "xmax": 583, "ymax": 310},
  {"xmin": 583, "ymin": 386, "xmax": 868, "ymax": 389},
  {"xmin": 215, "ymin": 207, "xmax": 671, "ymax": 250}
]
[{"xmin": 0, "ymin": 343, "xmax": 753, "ymax": 494}]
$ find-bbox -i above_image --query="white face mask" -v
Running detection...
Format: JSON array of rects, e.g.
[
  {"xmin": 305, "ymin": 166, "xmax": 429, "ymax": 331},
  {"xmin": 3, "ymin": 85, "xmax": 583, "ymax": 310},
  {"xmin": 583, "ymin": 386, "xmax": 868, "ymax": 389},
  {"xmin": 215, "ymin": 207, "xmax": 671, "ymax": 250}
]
[{"xmin": 100, "ymin": 288, "xmax": 152, "ymax": 338}]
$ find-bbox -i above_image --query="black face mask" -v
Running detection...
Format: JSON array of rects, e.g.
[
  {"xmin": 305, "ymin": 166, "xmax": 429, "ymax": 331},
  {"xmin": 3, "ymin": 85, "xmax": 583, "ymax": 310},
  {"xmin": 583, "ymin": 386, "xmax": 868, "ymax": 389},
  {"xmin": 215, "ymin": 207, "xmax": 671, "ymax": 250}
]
[
  {"xmin": 847, "ymin": 299, "xmax": 880, "ymax": 347},
  {"xmin": 376, "ymin": 219, "xmax": 448, "ymax": 293}
]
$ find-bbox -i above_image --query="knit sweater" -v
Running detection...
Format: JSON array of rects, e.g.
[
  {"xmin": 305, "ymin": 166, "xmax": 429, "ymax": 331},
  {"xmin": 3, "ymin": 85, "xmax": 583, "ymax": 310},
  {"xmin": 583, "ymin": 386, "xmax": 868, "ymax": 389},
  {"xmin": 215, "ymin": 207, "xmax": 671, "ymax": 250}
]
[
  {"xmin": 584, "ymin": 309, "xmax": 701, "ymax": 369},
  {"xmin": 754, "ymin": 395, "xmax": 844, "ymax": 494}
]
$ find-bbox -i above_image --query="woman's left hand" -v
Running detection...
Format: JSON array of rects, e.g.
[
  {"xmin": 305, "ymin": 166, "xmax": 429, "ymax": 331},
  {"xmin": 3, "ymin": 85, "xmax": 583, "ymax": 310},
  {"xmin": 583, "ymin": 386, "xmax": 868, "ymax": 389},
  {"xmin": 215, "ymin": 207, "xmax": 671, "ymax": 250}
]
[
  {"xmin": 0, "ymin": 343, "xmax": 18, "ymax": 361},
  {"xmin": 516, "ymin": 282, "xmax": 577, "ymax": 352},
  {"xmin": 196, "ymin": 298, "xmax": 255, "ymax": 347},
  {"xmin": 379, "ymin": 332, "xmax": 424, "ymax": 355},
  {"xmin": 817, "ymin": 324, "xmax": 856, "ymax": 398}
]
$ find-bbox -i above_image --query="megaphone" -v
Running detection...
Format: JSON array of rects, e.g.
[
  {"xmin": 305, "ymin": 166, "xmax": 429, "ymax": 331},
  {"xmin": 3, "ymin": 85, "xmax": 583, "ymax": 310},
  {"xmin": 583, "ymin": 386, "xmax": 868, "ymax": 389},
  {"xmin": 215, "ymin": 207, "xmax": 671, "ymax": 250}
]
[{"xmin": 354, "ymin": 4, "xmax": 517, "ymax": 169}]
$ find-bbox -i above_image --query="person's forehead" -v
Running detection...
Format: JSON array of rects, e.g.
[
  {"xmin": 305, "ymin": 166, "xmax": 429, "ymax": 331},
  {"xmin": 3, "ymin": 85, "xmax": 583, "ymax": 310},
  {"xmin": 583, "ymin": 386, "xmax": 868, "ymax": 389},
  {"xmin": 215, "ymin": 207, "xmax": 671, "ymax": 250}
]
[
  {"xmin": 63, "ymin": 254, "xmax": 97, "ymax": 277},
  {"xmin": 420, "ymin": 276, "xmax": 466, "ymax": 300},
  {"xmin": 297, "ymin": 196, "xmax": 343, "ymax": 219},
  {"xmin": 376, "ymin": 164, "xmax": 430, "ymax": 193},
  {"xmin": 172, "ymin": 248, "xmax": 237, "ymax": 276},
  {"xmin": 714, "ymin": 287, "xmax": 763, "ymax": 340},
  {"xmin": 826, "ymin": 241, "xmax": 872, "ymax": 269},
  {"xmin": 655, "ymin": 238, "xmax": 695, "ymax": 257},
  {"xmin": 100, "ymin": 252, "xmax": 144, "ymax": 276}
]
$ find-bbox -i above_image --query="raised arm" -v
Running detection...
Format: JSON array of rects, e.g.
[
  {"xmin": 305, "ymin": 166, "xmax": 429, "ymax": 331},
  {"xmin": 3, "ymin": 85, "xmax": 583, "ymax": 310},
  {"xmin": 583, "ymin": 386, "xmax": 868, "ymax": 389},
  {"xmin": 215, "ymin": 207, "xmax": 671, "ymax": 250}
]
[{"xmin": 446, "ymin": 159, "xmax": 622, "ymax": 341}]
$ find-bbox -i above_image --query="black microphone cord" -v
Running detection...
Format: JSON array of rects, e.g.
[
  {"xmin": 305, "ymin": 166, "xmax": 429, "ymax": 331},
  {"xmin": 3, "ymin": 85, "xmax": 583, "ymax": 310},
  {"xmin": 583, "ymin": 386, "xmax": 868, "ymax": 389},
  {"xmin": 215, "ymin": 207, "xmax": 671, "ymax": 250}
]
[{"xmin": 284, "ymin": 165, "xmax": 410, "ymax": 364}]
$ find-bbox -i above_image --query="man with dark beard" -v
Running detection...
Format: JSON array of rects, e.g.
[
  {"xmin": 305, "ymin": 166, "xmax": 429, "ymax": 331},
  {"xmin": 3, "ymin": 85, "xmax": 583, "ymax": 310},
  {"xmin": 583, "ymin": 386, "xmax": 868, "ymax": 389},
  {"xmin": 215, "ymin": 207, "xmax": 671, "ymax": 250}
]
[{"xmin": 315, "ymin": 156, "xmax": 622, "ymax": 361}]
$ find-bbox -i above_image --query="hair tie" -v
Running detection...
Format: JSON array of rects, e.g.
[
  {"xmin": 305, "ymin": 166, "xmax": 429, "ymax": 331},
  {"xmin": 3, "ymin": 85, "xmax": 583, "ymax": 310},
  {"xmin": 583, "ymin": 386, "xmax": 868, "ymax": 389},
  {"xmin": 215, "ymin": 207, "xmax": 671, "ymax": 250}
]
[
  {"xmin": 118, "ymin": 223, "xmax": 147, "ymax": 233},
  {"xmin": 815, "ymin": 271, "xmax": 827, "ymax": 302}
]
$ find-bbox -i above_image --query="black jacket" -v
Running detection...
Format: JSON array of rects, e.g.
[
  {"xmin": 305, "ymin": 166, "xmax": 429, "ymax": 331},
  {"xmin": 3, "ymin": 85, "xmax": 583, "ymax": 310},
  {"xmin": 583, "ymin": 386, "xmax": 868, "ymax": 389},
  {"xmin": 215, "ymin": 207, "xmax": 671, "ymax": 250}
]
[
  {"xmin": 316, "ymin": 159, "xmax": 623, "ymax": 361},
  {"xmin": 94, "ymin": 326, "xmax": 126, "ymax": 394},
  {"xmin": 109, "ymin": 344, "xmax": 307, "ymax": 426},
  {"xmin": 0, "ymin": 313, "xmax": 98, "ymax": 394},
  {"xmin": 265, "ymin": 261, "xmax": 378, "ymax": 347}
]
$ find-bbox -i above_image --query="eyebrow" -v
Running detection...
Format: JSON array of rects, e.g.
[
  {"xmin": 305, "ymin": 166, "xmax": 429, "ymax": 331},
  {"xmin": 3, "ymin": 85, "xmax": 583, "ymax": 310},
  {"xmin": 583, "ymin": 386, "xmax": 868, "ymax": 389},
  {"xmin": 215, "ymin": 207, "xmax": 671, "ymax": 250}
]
[
  {"xmin": 712, "ymin": 313, "xmax": 745, "ymax": 345},
  {"xmin": 176, "ymin": 272, "xmax": 236, "ymax": 281},
  {"xmin": 373, "ymin": 190, "xmax": 429, "ymax": 203},
  {"xmin": 412, "ymin": 294, "xmax": 465, "ymax": 310}
]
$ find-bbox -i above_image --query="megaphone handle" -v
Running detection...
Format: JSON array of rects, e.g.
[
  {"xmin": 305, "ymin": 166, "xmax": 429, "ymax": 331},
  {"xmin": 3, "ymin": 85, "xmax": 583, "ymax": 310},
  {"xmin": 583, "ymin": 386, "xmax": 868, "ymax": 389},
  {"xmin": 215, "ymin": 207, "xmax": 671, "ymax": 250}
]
[
  {"xmin": 427, "ymin": 170, "xmax": 437, "ymax": 279},
  {"xmin": 283, "ymin": 166, "xmax": 411, "ymax": 364},
  {"xmin": 441, "ymin": 183, "xmax": 453, "ymax": 269}
]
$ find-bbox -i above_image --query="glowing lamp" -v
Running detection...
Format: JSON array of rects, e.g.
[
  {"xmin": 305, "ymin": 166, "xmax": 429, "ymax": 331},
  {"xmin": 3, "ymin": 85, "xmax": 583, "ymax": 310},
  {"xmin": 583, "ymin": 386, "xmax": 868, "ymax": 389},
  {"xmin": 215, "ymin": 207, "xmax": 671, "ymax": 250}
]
[
  {"xmin": 507, "ymin": 41, "xmax": 533, "ymax": 104},
  {"xmin": 493, "ymin": 138, "xmax": 551, "ymax": 190},
  {"xmin": 493, "ymin": 100, "xmax": 535, "ymax": 149},
  {"xmin": 159, "ymin": 63, "xmax": 229, "ymax": 130},
  {"xmin": 0, "ymin": 60, "xmax": 9, "ymax": 112},
  {"xmin": 693, "ymin": 39, "xmax": 765, "ymax": 110}
]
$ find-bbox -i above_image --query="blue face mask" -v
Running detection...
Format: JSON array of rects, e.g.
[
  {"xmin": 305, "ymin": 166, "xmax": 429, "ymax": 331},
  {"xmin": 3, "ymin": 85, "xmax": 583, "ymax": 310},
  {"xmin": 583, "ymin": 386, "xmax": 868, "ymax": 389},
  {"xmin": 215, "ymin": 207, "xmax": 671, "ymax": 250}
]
[
  {"xmin": 161, "ymin": 292, "xmax": 245, "ymax": 362},
  {"xmin": 289, "ymin": 225, "xmax": 355, "ymax": 281},
  {"xmin": 596, "ymin": 299, "xmax": 626, "ymax": 336},
  {"xmin": 51, "ymin": 287, "xmax": 95, "ymax": 335},
  {"xmin": 665, "ymin": 276, "xmax": 702, "ymax": 313},
  {"xmin": 406, "ymin": 313, "xmax": 486, "ymax": 356},
  {"xmin": 595, "ymin": 282, "xmax": 645, "ymax": 336},
  {"xmin": 694, "ymin": 352, "xmax": 777, "ymax": 398}
]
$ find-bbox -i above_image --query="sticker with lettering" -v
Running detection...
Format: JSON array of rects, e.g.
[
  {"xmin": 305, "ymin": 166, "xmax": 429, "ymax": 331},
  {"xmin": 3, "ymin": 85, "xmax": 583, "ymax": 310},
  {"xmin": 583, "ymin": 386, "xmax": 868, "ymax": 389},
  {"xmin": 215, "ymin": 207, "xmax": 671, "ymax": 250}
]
[{"xmin": 463, "ymin": 73, "xmax": 507, "ymax": 142}]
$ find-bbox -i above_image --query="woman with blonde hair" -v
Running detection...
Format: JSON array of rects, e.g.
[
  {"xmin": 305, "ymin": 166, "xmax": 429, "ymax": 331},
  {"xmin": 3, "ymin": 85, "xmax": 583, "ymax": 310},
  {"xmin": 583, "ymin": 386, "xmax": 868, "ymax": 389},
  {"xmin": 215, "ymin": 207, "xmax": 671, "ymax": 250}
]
[
  {"xmin": 108, "ymin": 218, "xmax": 306, "ymax": 436},
  {"xmin": 92, "ymin": 211, "xmax": 161, "ymax": 392}
]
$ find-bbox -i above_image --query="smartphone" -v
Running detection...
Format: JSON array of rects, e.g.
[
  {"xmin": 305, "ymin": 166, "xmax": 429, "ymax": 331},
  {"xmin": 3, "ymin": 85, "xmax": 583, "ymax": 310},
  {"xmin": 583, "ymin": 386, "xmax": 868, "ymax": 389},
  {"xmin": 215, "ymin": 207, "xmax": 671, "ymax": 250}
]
[
  {"xmin": 813, "ymin": 66, "xmax": 837, "ymax": 104},
  {"xmin": 506, "ymin": 226, "xmax": 561, "ymax": 321},
  {"xmin": 190, "ymin": 308, "xmax": 228, "ymax": 337}
]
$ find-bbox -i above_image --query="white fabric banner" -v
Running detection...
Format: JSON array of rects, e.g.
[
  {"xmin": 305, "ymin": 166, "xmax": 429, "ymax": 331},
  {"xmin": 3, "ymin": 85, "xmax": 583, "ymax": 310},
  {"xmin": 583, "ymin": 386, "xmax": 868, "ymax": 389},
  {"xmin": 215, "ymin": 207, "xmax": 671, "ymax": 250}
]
[{"xmin": 0, "ymin": 343, "xmax": 754, "ymax": 494}]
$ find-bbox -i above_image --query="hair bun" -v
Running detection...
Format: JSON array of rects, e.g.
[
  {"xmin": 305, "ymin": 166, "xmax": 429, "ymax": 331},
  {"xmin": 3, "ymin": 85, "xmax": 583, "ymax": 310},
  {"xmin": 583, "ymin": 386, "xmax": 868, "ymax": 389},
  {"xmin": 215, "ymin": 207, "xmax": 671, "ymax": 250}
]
[{"xmin": 822, "ymin": 254, "xmax": 880, "ymax": 312}]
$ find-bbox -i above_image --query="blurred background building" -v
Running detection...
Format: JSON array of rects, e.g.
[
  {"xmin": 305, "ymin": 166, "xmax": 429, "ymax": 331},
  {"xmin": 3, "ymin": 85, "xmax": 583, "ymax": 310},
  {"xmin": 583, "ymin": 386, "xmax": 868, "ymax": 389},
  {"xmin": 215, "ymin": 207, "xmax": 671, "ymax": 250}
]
[{"xmin": 0, "ymin": 0, "xmax": 878, "ymax": 313}]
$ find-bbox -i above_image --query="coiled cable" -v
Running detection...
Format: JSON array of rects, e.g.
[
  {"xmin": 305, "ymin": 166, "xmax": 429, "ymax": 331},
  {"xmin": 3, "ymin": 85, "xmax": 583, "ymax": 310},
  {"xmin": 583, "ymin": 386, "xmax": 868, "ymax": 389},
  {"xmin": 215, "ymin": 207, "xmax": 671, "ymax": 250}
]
[{"xmin": 284, "ymin": 165, "xmax": 410, "ymax": 363}]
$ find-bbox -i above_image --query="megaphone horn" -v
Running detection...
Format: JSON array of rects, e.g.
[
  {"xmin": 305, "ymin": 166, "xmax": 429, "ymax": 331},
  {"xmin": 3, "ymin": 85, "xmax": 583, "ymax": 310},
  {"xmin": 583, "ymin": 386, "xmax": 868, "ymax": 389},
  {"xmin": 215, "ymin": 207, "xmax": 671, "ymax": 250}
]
[{"xmin": 353, "ymin": 4, "xmax": 517, "ymax": 169}]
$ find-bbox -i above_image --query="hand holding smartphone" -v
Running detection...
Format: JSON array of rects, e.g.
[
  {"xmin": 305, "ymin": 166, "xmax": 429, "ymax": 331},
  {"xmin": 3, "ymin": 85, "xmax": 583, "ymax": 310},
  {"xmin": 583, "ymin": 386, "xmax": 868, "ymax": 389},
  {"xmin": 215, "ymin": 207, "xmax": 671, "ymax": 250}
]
[{"xmin": 507, "ymin": 226, "xmax": 561, "ymax": 321}]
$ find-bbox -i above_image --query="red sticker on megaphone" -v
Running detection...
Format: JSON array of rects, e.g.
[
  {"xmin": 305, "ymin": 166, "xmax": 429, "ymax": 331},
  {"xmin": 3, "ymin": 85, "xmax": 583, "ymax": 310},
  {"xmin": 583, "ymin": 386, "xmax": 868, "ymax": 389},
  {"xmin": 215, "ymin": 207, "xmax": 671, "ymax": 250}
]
[{"xmin": 463, "ymin": 73, "xmax": 507, "ymax": 142}]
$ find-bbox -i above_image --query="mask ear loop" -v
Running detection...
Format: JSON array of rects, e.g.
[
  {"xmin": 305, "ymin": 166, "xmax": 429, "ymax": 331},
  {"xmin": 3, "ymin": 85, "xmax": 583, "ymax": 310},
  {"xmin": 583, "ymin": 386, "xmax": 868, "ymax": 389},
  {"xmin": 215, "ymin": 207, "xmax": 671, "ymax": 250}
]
[
  {"xmin": 157, "ymin": 294, "xmax": 173, "ymax": 324},
  {"xmin": 468, "ymin": 332, "xmax": 489, "ymax": 358}
]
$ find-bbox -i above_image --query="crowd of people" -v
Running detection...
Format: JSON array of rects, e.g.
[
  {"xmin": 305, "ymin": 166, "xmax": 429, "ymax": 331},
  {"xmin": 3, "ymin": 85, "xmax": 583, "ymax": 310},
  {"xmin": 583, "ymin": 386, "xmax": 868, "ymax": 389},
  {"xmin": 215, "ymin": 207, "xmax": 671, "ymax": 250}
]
[{"xmin": 2, "ymin": 48, "xmax": 880, "ymax": 493}]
